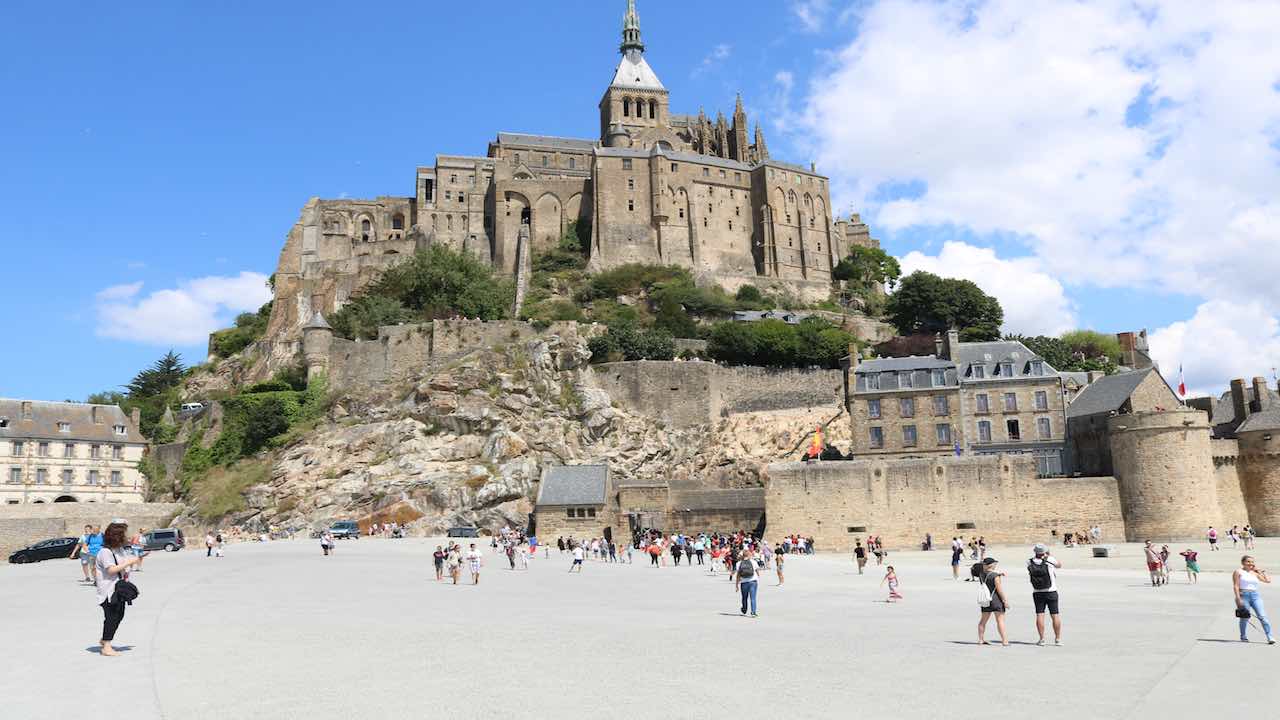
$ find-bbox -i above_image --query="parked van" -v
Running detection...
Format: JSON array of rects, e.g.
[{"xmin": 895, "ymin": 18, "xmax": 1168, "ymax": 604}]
[
  {"xmin": 142, "ymin": 528, "xmax": 186, "ymax": 552},
  {"xmin": 180, "ymin": 402, "xmax": 205, "ymax": 412}
]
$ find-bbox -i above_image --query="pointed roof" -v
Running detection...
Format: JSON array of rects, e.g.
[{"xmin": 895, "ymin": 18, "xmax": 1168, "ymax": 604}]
[
  {"xmin": 610, "ymin": 1, "xmax": 664, "ymax": 91},
  {"xmin": 304, "ymin": 312, "xmax": 331, "ymax": 330}
]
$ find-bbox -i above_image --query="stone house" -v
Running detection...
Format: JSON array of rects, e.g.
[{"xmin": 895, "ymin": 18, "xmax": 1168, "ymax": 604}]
[
  {"xmin": 532, "ymin": 465, "xmax": 613, "ymax": 543},
  {"xmin": 842, "ymin": 331, "xmax": 1069, "ymax": 475},
  {"xmin": 0, "ymin": 400, "xmax": 147, "ymax": 505},
  {"xmin": 1066, "ymin": 367, "xmax": 1181, "ymax": 476}
]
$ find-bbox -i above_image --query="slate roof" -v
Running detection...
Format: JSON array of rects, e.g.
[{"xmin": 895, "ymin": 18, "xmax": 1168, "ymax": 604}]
[
  {"xmin": 668, "ymin": 488, "xmax": 765, "ymax": 512},
  {"xmin": 953, "ymin": 340, "xmax": 1059, "ymax": 380},
  {"xmin": 1238, "ymin": 408, "xmax": 1280, "ymax": 433},
  {"xmin": 731, "ymin": 310, "xmax": 812, "ymax": 325},
  {"xmin": 609, "ymin": 52, "xmax": 665, "ymax": 90},
  {"xmin": 1210, "ymin": 386, "xmax": 1280, "ymax": 428},
  {"xmin": 537, "ymin": 465, "xmax": 609, "ymax": 506},
  {"xmin": 857, "ymin": 356, "xmax": 954, "ymax": 372},
  {"xmin": 304, "ymin": 312, "xmax": 331, "ymax": 330},
  {"xmin": 1066, "ymin": 368, "xmax": 1154, "ymax": 419},
  {"xmin": 0, "ymin": 399, "xmax": 146, "ymax": 444},
  {"xmin": 1059, "ymin": 371, "xmax": 1090, "ymax": 388},
  {"xmin": 495, "ymin": 133, "xmax": 597, "ymax": 152}
]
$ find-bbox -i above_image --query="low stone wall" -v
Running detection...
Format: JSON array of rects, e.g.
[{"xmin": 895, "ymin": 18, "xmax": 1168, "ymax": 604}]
[
  {"xmin": 719, "ymin": 367, "xmax": 842, "ymax": 414},
  {"xmin": 0, "ymin": 502, "xmax": 184, "ymax": 558},
  {"xmin": 592, "ymin": 361, "xmax": 842, "ymax": 428},
  {"xmin": 765, "ymin": 455, "xmax": 1124, "ymax": 550}
]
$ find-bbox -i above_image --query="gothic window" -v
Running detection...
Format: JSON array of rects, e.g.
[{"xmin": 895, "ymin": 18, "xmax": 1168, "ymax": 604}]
[
  {"xmin": 542, "ymin": 155, "xmax": 549, "ymax": 167},
  {"xmin": 728, "ymin": 220, "xmax": 733, "ymax": 230},
  {"xmin": 623, "ymin": 98, "xmax": 631, "ymax": 117},
  {"xmin": 649, "ymin": 99, "xmax": 657, "ymax": 119},
  {"xmin": 569, "ymin": 157, "xmax": 576, "ymax": 169},
  {"xmin": 361, "ymin": 219, "xmax": 371, "ymax": 242},
  {"xmin": 392, "ymin": 213, "xmax": 404, "ymax": 230},
  {"xmin": 424, "ymin": 179, "xmax": 434, "ymax": 203}
]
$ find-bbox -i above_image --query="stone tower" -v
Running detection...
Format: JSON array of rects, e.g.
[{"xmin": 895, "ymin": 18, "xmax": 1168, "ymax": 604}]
[
  {"xmin": 1108, "ymin": 409, "xmax": 1220, "ymax": 541},
  {"xmin": 302, "ymin": 312, "xmax": 333, "ymax": 383},
  {"xmin": 1235, "ymin": 378, "xmax": 1280, "ymax": 534},
  {"xmin": 599, "ymin": 0, "xmax": 670, "ymax": 145}
]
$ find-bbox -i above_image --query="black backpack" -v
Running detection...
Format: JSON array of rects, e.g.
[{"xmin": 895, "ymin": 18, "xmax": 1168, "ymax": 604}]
[
  {"xmin": 1028, "ymin": 559, "xmax": 1053, "ymax": 591},
  {"xmin": 737, "ymin": 559, "xmax": 756, "ymax": 579}
]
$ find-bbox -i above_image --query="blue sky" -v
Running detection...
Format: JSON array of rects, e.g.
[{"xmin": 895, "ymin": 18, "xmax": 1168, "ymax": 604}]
[{"xmin": 2, "ymin": 0, "xmax": 1278, "ymax": 400}]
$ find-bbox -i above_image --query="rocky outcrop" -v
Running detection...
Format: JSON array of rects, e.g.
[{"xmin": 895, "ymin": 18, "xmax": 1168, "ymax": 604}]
[{"xmin": 210, "ymin": 331, "xmax": 848, "ymax": 535}]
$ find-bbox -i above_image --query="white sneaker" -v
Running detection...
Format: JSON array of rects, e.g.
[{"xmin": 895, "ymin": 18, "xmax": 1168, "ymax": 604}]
[
  {"xmin": 1054, "ymin": 639, "xmax": 1063, "ymax": 646},
  {"xmin": 1036, "ymin": 639, "xmax": 1045, "ymax": 646}
]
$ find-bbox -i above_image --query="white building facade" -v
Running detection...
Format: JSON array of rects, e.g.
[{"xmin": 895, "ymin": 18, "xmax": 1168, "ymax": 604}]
[{"xmin": 0, "ymin": 400, "xmax": 148, "ymax": 504}]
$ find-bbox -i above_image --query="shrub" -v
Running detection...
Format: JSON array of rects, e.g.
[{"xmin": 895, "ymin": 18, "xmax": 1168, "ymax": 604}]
[
  {"xmin": 707, "ymin": 317, "xmax": 856, "ymax": 368},
  {"xmin": 330, "ymin": 295, "xmax": 409, "ymax": 341},
  {"xmin": 244, "ymin": 380, "xmax": 293, "ymax": 394}
]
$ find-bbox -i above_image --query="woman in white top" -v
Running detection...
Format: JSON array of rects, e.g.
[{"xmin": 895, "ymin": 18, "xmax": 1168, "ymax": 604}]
[
  {"xmin": 1233, "ymin": 555, "xmax": 1274, "ymax": 644},
  {"xmin": 96, "ymin": 522, "xmax": 141, "ymax": 656}
]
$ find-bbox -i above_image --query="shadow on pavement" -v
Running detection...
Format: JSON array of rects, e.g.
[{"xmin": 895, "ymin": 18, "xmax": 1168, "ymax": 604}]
[{"xmin": 84, "ymin": 645, "xmax": 134, "ymax": 654}]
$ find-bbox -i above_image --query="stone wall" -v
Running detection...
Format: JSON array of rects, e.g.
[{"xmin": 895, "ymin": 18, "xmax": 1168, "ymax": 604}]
[
  {"xmin": 0, "ymin": 502, "xmax": 183, "ymax": 557},
  {"xmin": 591, "ymin": 361, "xmax": 842, "ymax": 428},
  {"xmin": 1212, "ymin": 439, "xmax": 1250, "ymax": 528},
  {"xmin": 765, "ymin": 455, "xmax": 1124, "ymax": 550},
  {"xmin": 1238, "ymin": 430, "xmax": 1280, "ymax": 535}
]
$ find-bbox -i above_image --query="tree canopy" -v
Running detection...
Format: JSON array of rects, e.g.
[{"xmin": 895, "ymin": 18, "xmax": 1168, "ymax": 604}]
[
  {"xmin": 833, "ymin": 246, "xmax": 902, "ymax": 298},
  {"xmin": 1007, "ymin": 330, "xmax": 1123, "ymax": 373},
  {"xmin": 706, "ymin": 317, "xmax": 856, "ymax": 369},
  {"xmin": 885, "ymin": 271, "xmax": 1003, "ymax": 341}
]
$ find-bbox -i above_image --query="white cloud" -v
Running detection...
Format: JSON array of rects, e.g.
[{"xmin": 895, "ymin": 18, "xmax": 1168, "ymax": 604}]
[
  {"xmin": 94, "ymin": 272, "xmax": 272, "ymax": 346},
  {"xmin": 792, "ymin": 0, "xmax": 832, "ymax": 32},
  {"xmin": 788, "ymin": 0, "xmax": 1280, "ymax": 336},
  {"xmin": 692, "ymin": 43, "xmax": 733, "ymax": 78},
  {"xmin": 899, "ymin": 241, "xmax": 1076, "ymax": 337},
  {"xmin": 1149, "ymin": 300, "xmax": 1280, "ymax": 397}
]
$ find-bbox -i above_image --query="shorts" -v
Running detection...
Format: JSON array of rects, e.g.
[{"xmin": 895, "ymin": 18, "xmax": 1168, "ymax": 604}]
[
  {"xmin": 1209, "ymin": 538, "xmax": 1217, "ymax": 545},
  {"xmin": 1033, "ymin": 591, "xmax": 1060, "ymax": 615},
  {"xmin": 1186, "ymin": 561, "xmax": 1200, "ymax": 573},
  {"xmin": 1147, "ymin": 561, "xmax": 1160, "ymax": 572},
  {"xmin": 573, "ymin": 559, "xmax": 583, "ymax": 565},
  {"xmin": 81, "ymin": 554, "xmax": 92, "ymax": 566}
]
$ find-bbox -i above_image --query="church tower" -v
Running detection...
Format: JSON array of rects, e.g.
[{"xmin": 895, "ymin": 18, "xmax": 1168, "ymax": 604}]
[
  {"xmin": 599, "ymin": 0, "xmax": 670, "ymax": 147},
  {"xmin": 731, "ymin": 93, "xmax": 749, "ymax": 162}
]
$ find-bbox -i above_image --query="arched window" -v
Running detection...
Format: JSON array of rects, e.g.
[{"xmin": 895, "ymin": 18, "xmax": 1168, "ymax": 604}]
[
  {"xmin": 623, "ymin": 98, "xmax": 631, "ymax": 117},
  {"xmin": 447, "ymin": 215, "xmax": 453, "ymax": 230},
  {"xmin": 361, "ymin": 218, "xmax": 371, "ymax": 242},
  {"xmin": 649, "ymin": 99, "xmax": 657, "ymax": 119}
]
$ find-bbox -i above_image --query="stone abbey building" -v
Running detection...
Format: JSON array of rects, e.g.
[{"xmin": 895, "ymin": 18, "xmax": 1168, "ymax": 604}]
[{"xmin": 268, "ymin": 1, "xmax": 875, "ymax": 340}]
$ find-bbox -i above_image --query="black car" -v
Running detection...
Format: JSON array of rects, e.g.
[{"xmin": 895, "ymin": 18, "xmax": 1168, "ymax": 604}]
[
  {"xmin": 8, "ymin": 536, "xmax": 78, "ymax": 564},
  {"xmin": 446, "ymin": 526, "xmax": 480, "ymax": 538}
]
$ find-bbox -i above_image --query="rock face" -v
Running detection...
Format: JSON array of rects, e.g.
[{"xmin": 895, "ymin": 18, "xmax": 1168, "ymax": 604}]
[{"xmin": 221, "ymin": 332, "xmax": 847, "ymax": 535}]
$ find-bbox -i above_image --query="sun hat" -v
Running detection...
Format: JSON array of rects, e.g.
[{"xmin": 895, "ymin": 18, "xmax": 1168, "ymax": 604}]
[
  {"xmin": 982, "ymin": 557, "xmax": 998, "ymax": 566},
  {"xmin": 1033, "ymin": 543, "xmax": 1048, "ymax": 555}
]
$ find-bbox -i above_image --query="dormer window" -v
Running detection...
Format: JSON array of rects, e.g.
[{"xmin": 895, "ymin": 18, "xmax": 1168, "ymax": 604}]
[
  {"xmin": 932, "ymin": 369, "xmax": 947, "ymax": 386},
  {"xmin": 865, "ymin": 373, "xmax": 881, "ymax": 391},
  {"xmin": 0, "ymin": 418, "xmax": 7, "ymax": 429},
  {"xmin": 899, "ymin": 372, "xmax": 913, "ymax": 389},
  {"xmin": 972, "ymin": 366, "xmax": 985, "ymax": 379},
  {"xmin": 57, "ymin": 422, "xmax": 71, "ymax": 433},
  {"xmin": 113, "ymin": 425, "xmax": 126, "ymax": 436},
  {"xmin": 1000, "ymin": 362, "xmax": 1014, "ymax": 376},
  {"xmin": 1030, "ymin": 360, "xmax": 1044, "ymax": 376}
]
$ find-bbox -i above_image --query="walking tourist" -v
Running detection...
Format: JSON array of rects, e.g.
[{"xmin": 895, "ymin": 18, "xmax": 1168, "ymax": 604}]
[
  {"xmin": 950, "ymin": 537, "xmax": 962, "ymax": 580},
  {"xmin": 447, "ymin": 544, "xmax": 462, "ymax": 584},
  {"xmin": 73, "ymin": 525, "xmax": 99, "ymax": 583},
  {"xmin": 466, "ymin": 543, "xmax": 483, "ymax": 585},
  {"xmin": 1179, "ymin": 548, "xmax": 1200, "ymax": 583},
  {"xmin": 130, "ymin": 529, "xmax": 146, "ymax": 571},
  {"xmin": 1144, "ymin": 541, "xmax": 1164, "ymax": 587},
  {"xmin": 570, "ymin": 542, "xmax": 586, "ymax": 573},
  {"xmin": 320, "ymin": 530, "xmax": 334, "ymax": 556},
  {"xmin": 733, "ymin": 548, "xmax": 759, "ymax": 617},
  {"xmin": 1242, "ymin": 525, "xmax": 1255, "ymax": 551},
  {"xmin": 775, "ymin": 547, "xmax": 785, "ymax": 586},
  {"xmin": 214, "ymin": 530, "xmax": 224, "ymax": 558},
  {"xmin": 873, "ymin": 538, "xmax": 885, "ymax": 566},
  {"xmin": 433, "ymin": 545, "xmax": 446, "ymax": 580},
  {"xmin": 1229, "ymin": 526, "xmax": 1240, "ymax": 548},
  {"xmin": 977, "ymin": 557, "xmax": 1009, "ymax": 646},
  {"xmin": 1234, "ymin": 555, "xmax": 1274, "ymax": 644},
  {"xmin": 1208, "ymin": 526, "xmax": 1219, "ymax": 551},
  {"xmin": 95, "ymin": 521, "xmax": 141, "ymax": 657},
  {"xmin": 855, "ymin": 540, "xmax": 868, "ymax": 575},
  {"xmin": 881, "ymin": 566, "xmax": 902, "ymax": 602},
  {"xmin": 1027, "ymin": 544, "xmax": 1062, "ymax": 646},
  {"xmin": 557, "ymin": 536, "xmax": 566, "ymax": 554}
]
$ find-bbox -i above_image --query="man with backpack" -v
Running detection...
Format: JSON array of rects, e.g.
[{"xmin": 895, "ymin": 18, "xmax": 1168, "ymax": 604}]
[
  {"xmin": 733, "ymin": 548, "xmax": 760, "ymax": 617},
  {"xmin": 1027, "ymin": 543, "xmax": 1063, "ymax": 646}
]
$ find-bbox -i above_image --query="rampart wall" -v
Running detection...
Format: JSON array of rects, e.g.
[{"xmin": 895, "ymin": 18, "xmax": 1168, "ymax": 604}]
[
  {"xmin": 1211, "ymin": 439, "xmax": 1250, "ymax": 527},
  {"xmin": 0, "ymin": 502, "xmax": 183, "ymax": 557},
  {"xmin": 765, "ymin": 455, "xmax": 1124, "ymax": 550},
  {"xmin": 591, "ymin": 361, "xmax": 842, "ymax": 428}
]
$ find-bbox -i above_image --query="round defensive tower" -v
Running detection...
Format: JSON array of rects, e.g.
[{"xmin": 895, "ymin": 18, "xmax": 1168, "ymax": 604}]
[
  {"xmin": 302, "ymin": 311, "xmax": 333, "ymax": 383},
  {"xmin": 1238, "ymin": 427, "xmax": 1280, "ymax": 536},
  {"xmin": 1108, "ymin": 409, "xmax": 1218, "ymax": 541}
]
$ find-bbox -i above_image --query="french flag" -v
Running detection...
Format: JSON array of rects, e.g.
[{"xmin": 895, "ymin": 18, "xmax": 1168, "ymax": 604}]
[{"xmin": 1177, "ymin": 365, "xmax": 1187, "ymax": 398}]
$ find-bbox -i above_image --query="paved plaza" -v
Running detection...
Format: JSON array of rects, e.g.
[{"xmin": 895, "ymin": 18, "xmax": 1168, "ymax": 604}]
[{"xmin": 3, "ymin": 536, "xmax": 1277, "ymax": 719}]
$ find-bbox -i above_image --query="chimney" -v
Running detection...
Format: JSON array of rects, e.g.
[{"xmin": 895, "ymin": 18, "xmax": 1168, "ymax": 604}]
[
  {"xmin": 131, "ymin": 408, "xmax": 141, "ymax": 429},
  {"xmin": 1253, "ymin": 377, "xmax": 1269, "ymax": 412},
  {"xmin": 21, "ymin": 401, "xmax": 32, "ymax": 421},
  {"xmin": 1230, "ymin": 379, "xmax": 1248, "ymax": 427},
  {"xmin": 943, "ymin": 329, "xmax": 960, "ymax": 361},
  {"xmin": 1087, "ymin": 371, "xmax": 1106, "ymax": 384},
  {"xmin": 91, "ymin": 406, "xmax": 102, "ymax": 424},
  {"xmin": 846, "ymin": 343, "xmax": 859, "ymax": 371},
  {"xmin": 934, "ymin": 332, "xmax": 944, "ymax": 358}
]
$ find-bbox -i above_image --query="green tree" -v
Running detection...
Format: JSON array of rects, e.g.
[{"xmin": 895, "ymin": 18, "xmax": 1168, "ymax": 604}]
[
  {"xmin": 241, "ymin": 397, "xmax": 290, "ymax": 454},
  {"xmin": 707, "ymin": 322, "xmax": 761, "ymax": 365},
  {"xmin": 1006, "ymin": 334, "xmax": 1073, "ymax": 369},
  {"xmin": 795, "ymin": 317, "xmax": 857, "ymax": 368},
  {"xmin": 833, "ymin": 246, "xmax": 902, "ymax": 298},
  {"xmin": 330, "ymin": 295, "xmax": 409, "ymax": 341},
  {"xmin": 885, "ymin": 271, "xmax": 1003, "ymax": 341},
  {"xmin": 126, "ymin": 351, "xmax": 187, "ymax": 398}
]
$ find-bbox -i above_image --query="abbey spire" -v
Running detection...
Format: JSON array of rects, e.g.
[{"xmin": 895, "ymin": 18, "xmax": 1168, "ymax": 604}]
[{"xmin": 621, "ymin": 0, "xmax": 645, "ymax": 56}]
